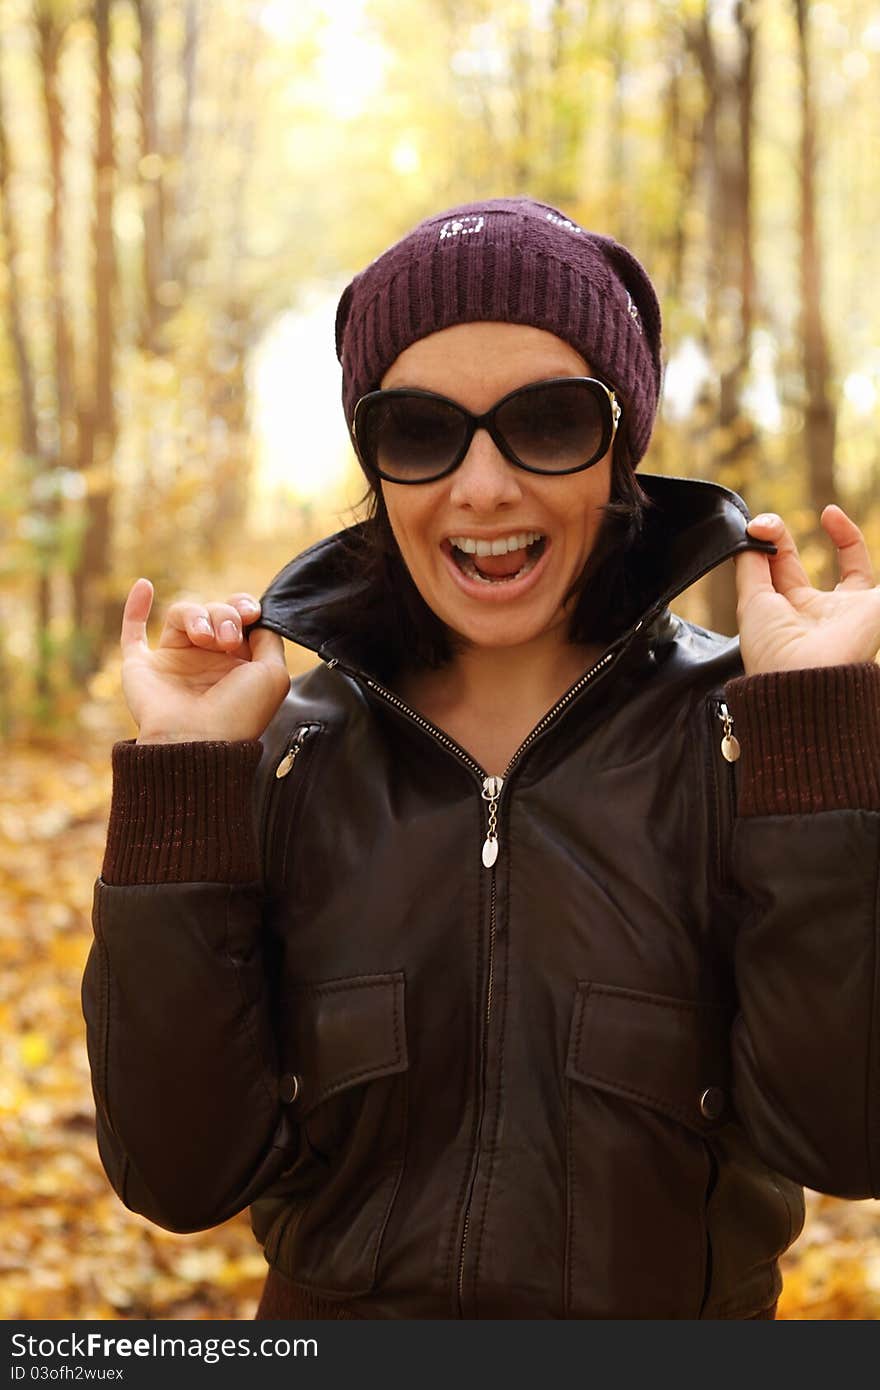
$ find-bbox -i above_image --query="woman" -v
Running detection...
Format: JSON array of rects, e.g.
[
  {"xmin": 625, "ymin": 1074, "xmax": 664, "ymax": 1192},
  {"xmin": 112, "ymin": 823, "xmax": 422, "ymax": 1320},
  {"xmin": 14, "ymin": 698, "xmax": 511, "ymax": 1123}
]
[{"xmin": 83, "ymin": 197, "xmax": 880, "ymax": 1320}]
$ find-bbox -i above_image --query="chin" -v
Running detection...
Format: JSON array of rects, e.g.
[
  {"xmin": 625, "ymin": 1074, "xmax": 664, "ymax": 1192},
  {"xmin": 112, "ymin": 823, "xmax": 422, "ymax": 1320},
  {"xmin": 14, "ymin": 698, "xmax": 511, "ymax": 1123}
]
[{"xmin": 444, "ymin": 607, "xmax": 565, "ymax": 652}]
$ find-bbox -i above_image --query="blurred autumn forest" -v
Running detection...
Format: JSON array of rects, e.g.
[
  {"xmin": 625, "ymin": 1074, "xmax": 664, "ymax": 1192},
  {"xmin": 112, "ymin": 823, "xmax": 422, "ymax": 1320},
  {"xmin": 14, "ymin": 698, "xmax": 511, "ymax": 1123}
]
[{"xmin": 1, "ymin": 0, "xmax": 879, "ymax": 1321}]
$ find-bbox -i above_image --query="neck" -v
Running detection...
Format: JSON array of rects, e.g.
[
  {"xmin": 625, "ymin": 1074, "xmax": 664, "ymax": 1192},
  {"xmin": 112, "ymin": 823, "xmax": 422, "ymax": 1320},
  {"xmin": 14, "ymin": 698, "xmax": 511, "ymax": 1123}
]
[
  {"xmin": 393, "ymin": 625, "xmax": 607, "ymax": 778},
  {"xmin": 420, "ymin": 626, "xmax": 602, "ymax": 719}
]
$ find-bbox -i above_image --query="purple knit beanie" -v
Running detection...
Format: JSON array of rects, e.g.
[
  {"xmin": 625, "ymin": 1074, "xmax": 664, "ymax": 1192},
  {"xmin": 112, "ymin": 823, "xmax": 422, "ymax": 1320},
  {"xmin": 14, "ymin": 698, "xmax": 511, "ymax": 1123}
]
[{"xmin": 335, "ymin": 196, "xmax": 663, "ymax": 467}]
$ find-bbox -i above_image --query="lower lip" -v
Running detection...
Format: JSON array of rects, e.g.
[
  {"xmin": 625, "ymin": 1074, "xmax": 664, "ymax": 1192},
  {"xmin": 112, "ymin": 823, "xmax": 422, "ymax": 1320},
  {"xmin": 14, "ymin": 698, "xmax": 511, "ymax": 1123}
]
[{"xmin": 440, "ymin": 540, "xmax": 552, "ymax": 601}]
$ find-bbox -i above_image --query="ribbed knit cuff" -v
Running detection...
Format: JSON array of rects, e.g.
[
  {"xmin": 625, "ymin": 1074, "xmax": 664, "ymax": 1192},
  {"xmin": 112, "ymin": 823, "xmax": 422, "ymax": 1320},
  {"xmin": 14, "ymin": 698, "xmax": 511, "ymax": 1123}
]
[
  {"xmin": 724, "ymin": 663, "xmax": 880, "ymax": 816},
  {"xmin": 101, "ymin": 740, "xmax": 263, "ymax": 885}
]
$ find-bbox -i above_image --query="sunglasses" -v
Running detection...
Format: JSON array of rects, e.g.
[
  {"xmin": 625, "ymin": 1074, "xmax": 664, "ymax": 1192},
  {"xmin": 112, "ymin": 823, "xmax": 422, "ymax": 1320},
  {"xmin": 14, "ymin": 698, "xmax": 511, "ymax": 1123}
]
[{"xmin": 352, "ymin": 376, "xmax": 622, "ymax": 485}]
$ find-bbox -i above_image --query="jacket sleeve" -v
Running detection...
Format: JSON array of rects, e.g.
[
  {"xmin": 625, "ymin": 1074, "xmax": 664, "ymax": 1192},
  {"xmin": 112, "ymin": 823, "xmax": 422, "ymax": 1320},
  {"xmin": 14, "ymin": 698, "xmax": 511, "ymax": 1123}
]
[
  {"xmin": 722, "ymin": 661, "xmax": 880, "ymax": 1199},
  {"xmin": 81, "ymin": 739, "xmax": 297, "ymax": 1233}
]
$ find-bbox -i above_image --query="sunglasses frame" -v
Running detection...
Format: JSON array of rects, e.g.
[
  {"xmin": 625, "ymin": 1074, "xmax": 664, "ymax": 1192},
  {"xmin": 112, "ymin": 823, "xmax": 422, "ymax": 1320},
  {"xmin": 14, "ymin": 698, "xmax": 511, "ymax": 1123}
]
[{"xmin": 352, "ymin": 376, "xmax": 622, "ymax": 485}]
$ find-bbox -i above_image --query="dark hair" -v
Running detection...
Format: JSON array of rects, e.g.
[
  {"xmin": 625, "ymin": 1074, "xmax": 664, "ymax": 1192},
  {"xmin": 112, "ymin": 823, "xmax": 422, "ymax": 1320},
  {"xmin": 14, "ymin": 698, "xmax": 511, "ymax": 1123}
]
[{"xmin": 327, "ymin": 440, "xmax": 654, "ymax": 683}]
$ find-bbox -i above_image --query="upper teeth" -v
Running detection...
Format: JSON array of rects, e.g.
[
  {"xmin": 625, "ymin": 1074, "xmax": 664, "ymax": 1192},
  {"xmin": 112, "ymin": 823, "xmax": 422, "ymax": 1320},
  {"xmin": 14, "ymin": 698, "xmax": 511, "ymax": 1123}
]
[{"xmin": 449, "ymin": 531, "xmax": 543, "ymax": 557}]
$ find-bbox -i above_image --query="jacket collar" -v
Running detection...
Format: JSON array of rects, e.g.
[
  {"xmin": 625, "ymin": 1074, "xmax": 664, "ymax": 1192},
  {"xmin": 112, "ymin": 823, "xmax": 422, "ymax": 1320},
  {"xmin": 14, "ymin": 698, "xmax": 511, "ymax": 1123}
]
[{"xmin": 257, "ymin": 474, "xmax": 773, "ymax": 676}]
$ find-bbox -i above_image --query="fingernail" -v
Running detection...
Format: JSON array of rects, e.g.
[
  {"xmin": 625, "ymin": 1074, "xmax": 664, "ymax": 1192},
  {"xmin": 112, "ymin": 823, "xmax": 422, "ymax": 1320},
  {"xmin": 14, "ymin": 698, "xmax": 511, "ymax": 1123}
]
[
  {"xmin": 241, "ymin": 597, "xmax": 260, "ymax": 612},
  {"xmin": 194, "ymin": 617, "xmax": 212, "ymax": 635},
  {"xmin": 220, "ymin": 620, "xmax": 238, "ymax": 642},
  {"xmin": 750, "ymin": 513, "xmax": 777, "ymax": 528}
]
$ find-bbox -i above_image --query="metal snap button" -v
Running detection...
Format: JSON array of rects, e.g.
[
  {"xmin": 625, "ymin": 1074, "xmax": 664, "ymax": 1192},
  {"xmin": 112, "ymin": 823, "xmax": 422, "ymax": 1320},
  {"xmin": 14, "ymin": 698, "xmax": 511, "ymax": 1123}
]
[
  {"xmin": 279, "ymin": 1073, "xmax": 301, "ymax": 1104},
  {"xmin": 699, "ymin": 1086, "xmax": 725, "ymax": 1121}
]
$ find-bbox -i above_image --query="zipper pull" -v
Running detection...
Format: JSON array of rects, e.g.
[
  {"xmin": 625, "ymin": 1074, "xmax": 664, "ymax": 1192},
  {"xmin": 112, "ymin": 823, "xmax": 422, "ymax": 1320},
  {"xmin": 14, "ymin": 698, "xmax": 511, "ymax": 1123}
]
[
  {"xmin": 481, "ymin": 775, "xmax": 504, "ymax": 868},
  {"xmin": 275, "ymin": 726, "xmax": 312, "ymax": 779},
  {"xmin": 717, "ymin": 701, "xmax": 741, "ymax": 763}
]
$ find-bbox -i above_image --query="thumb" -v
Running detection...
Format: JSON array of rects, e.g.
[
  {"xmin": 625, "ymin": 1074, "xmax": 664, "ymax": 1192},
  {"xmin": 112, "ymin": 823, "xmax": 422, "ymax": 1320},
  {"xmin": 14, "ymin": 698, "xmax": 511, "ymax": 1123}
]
[
  {"xmin": 733, "ymin": 548, "xmax": 774, "ymax": 609},
  {"xmin": 121, "ymin": 578, "xmax": 154, "ymax": 653},
  {"xmin": 248, "ymin": 624, "xmax": 288, "ymax": 671}
]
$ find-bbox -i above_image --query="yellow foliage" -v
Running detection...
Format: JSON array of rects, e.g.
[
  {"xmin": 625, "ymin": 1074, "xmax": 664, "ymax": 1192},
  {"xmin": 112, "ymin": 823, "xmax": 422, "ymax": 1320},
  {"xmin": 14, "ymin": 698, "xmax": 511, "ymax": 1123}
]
[{"xmin": 19, "ymin": 1033, "xmax": 50, "ymax": 1069}]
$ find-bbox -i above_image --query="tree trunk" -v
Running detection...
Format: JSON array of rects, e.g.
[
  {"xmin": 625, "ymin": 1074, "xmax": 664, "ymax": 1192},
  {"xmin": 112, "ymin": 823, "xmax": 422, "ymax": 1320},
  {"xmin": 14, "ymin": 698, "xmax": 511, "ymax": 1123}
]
[
  {"xmin": 794, "ymin": 0, "xmax": 837, "ymax": 585},
  {"xmin": 690, "ymin": 0, "xmax": 759, "ymax": 636},
  {"xmin": 0, "ymin": 49, "xmax": 52, "ymax": 708},
  {"xmin": 37, "ymin": 8, "xmax": 77, "ymax": 465},
  {"xmin": 135, "ymin": 0, "xmax": 166, "ymax": 351},
  {"xmin": 717, "ymin": 0, "xmax": 756, "ymax": 440},
  {"xmin": 71, "ymin": 0, "xmax": 118, "ymax": 677},
  {"xmin": 545, "ymin": 0, "xmax": 590, "ymax": 208},
  {"xmin": 167, "ymin": 0, "xmax": 198, "ymax": 288},
  {"xmin": 737, "ymin": 1, "xmax": 756, "ymax": 359},
  {"xmin": 36, "ymin": 6, "xmax": 81, "ymax": 697},
  {"xmin": 607, "ymin": 3, "xmax": 629, "ymax": 244},
  {"xmin": 0, "ymin": 103, "xmax": 40, "ymax": 460},
  {"xmin": 662, "ymin": 16, "xmax": 702, "ymax": 307},
  {"xmin": 509, "ymin": 20, "xmax": 534, "ymax": 191},
  {"xmin": 205, "ymin": 26, "xmax": 261, "ymax": 542}
]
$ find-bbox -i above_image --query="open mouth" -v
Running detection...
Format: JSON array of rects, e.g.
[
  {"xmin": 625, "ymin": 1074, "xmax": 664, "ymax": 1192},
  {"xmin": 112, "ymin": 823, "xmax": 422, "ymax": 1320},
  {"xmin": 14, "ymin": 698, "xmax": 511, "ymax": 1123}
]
[{"xmin": 447, "ymin": 532, "xmax": 547, "ymax": 585}]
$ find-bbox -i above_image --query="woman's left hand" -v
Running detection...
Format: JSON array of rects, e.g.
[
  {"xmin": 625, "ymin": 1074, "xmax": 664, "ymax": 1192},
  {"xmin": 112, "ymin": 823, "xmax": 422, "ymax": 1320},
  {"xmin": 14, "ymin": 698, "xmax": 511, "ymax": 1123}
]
[{"xmin": 734, "ymin": 505, "xmax": 880, "ymax": 676}]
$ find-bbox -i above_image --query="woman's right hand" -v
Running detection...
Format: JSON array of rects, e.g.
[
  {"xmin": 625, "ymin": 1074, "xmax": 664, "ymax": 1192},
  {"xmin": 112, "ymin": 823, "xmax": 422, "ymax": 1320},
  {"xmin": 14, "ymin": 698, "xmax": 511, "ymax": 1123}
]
[{"xmin": 121, "ymin": 578, "xmax": 291, "ymax": 744}]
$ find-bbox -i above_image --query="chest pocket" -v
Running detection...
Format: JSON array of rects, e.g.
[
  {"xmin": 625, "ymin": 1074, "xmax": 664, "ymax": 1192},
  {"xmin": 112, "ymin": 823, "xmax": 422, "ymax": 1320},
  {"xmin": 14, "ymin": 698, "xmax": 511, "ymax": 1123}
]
[
  {"xmin": 564, "ymin": 982, "xmax": 730, "ymax": 1318},
  {"xmin": 267, "ymin": 972, "xmax": 409, "ymax": 1299}
]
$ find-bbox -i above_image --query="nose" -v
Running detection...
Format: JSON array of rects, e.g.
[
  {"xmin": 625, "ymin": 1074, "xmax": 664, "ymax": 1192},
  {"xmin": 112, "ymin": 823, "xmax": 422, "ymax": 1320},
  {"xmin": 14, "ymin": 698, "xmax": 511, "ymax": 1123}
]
[{"xmin": 447, "ymin": 428, "xmax": 523, "ymax": 512}]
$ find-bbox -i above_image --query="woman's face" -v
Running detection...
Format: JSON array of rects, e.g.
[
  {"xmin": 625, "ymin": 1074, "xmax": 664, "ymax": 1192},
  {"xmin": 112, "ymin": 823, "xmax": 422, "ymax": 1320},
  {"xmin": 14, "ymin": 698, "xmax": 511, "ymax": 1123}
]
[{"xmin": 379, "ymin": 322, "xmax": 613, "ymax": 654}]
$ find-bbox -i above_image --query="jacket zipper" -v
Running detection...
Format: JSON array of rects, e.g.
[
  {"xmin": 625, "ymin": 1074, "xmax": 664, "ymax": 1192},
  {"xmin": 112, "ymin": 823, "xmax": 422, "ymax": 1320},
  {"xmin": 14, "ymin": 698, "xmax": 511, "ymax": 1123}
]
[
  {"xmin": 262, "ymin": 723, "xmax": 321, "ymax": 883},
  {"xmin": 709, "ymin": 699, "xmax": 739, "ymax": 881},
  {"xmin": 455, "ymin": 867, "xmax": 498, "ymax": 1310},
  {"xmin": 275, "ymin": 726, "xmax": 313, "ymax": 780},
  {"xmin": 360, "ymin": 639, "xmax": 626, "ymax": 1315},
  {"xmin": 716, "ymin": 700, "xmax": 740, "ymax": 829},
  {"xmin": 716, "ymin": 700, "xmax": 740, "ymax": 764},
  {"xmin": 364, "ymin": 643, "xmax": 620, "ymax": 868}
]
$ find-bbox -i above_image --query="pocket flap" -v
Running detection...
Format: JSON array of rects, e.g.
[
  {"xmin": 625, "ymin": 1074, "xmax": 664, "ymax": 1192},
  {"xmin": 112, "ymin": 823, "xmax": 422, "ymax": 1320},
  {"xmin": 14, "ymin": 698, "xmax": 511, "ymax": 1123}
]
[
  {"xmin": 565, "ymin": 982, "xmax": 731, "ymax": 1132},
  {"xmin": 285, "ymin": 972, "xmax": 407, "ymax": 1116}
]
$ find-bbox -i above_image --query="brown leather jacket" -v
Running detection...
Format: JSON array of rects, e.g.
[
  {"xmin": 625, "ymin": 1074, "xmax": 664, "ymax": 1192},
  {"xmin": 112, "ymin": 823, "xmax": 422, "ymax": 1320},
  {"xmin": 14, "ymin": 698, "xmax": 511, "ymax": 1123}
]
[{"xmin": 83, "ymin": 475, "xmax": 880, "ymax": 1318}]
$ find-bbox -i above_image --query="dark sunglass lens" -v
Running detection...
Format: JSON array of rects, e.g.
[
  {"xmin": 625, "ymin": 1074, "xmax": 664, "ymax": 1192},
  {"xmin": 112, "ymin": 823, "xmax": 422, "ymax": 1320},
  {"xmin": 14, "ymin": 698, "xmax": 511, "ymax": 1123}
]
[
  {"xmin": 496, "ymin": 381, "xmax": 608, "ymax": 472},
  {"xmin": 361, "ymin": 394, "xmax": 466, "ymax": 481}
]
